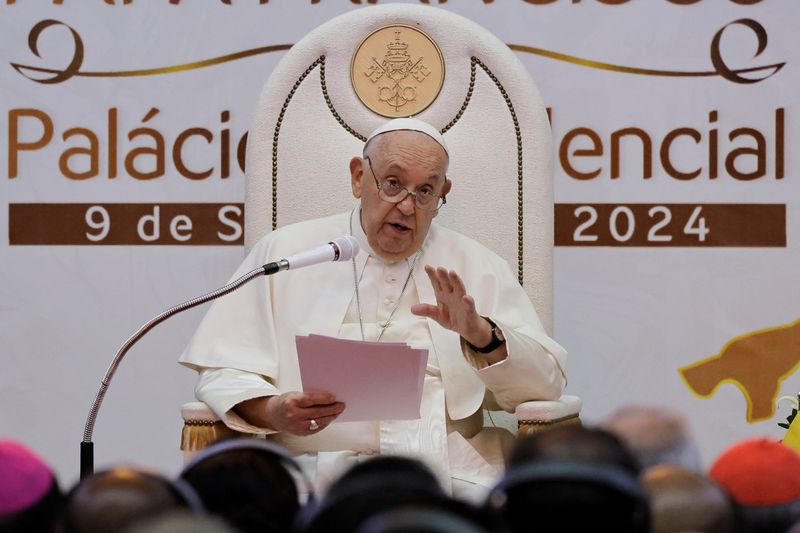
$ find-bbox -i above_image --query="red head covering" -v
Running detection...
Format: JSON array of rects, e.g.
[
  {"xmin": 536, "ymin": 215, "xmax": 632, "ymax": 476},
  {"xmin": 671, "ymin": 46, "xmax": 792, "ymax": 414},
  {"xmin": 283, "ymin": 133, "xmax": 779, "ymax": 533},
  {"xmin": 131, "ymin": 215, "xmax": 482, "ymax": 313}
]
[{"xmin": 710, "ymin": 438, "xmax": 800, "ymax": 505}]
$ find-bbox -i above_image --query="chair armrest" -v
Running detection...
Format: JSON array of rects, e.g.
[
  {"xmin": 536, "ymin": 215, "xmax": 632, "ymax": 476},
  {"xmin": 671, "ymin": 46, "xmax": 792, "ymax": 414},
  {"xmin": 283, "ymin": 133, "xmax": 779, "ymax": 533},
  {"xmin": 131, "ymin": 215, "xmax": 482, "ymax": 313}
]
[
  {"xmin": 515, "ymin": 395, "xmax": 582, "ymax": 437},
  {"xmin": 181, "ymin": 401, "xmax": 220, "ymax": 424},
  {"xmin": 180, "ymin": 401, "xmax": 239, "ymax": 463}
]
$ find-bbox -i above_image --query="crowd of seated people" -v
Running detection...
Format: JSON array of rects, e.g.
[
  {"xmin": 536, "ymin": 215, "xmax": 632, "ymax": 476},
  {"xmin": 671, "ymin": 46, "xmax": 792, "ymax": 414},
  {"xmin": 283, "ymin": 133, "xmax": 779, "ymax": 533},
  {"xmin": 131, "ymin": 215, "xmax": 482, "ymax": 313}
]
[{"xmin": 4, "ymin": 408, "xmax": 800, "ymax": 533}]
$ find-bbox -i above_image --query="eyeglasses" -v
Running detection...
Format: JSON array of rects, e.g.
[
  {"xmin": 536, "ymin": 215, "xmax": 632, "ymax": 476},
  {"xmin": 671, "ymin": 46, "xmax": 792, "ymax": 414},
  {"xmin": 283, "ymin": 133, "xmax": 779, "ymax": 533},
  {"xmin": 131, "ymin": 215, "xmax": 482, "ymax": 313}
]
[{"xmin": 364, "ymin": 156, "xmax": 447, "ymax": 212}]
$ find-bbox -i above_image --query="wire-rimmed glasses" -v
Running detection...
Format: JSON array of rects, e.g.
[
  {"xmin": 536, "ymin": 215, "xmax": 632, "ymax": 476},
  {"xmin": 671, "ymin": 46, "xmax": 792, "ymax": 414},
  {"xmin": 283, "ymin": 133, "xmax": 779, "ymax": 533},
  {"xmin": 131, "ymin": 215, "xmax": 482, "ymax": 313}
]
[{"xmin": 364, "ymin": 156, "xmax": 447, "ymax": 212}]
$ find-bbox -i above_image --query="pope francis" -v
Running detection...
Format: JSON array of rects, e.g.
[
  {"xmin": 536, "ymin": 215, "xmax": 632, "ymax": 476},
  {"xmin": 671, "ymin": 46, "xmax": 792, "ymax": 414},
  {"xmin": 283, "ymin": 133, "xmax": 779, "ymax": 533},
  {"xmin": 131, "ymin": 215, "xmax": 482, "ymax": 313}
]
[{"xmin": 179, "ymin": 117, "xmax": 567, "ymax": 498}]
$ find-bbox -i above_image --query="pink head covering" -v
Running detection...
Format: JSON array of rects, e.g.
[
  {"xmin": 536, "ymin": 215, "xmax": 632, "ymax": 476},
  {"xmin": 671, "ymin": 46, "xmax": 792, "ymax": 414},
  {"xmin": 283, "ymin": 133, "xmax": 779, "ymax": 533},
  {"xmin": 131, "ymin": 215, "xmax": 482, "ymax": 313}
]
[{"xmin": 0, "ymin": 439, "xmax": 55, "ymax": 515}]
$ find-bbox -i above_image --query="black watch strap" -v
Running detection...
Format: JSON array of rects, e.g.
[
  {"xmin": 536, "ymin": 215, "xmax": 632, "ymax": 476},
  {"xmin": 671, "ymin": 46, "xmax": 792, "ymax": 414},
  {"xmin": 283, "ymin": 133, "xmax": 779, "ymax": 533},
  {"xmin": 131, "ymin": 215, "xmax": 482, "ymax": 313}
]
[{"xmin": 469, "ymin": 320, "xmax": 505, "ymax": 353}]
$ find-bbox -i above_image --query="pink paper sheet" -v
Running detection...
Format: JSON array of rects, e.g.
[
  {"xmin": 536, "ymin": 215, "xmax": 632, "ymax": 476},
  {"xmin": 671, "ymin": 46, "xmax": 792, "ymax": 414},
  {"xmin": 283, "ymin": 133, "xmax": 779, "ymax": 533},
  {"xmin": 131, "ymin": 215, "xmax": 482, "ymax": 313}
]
[{"xmin": 295, "ymin": 334, "xmax": 427, "ymax": 422}]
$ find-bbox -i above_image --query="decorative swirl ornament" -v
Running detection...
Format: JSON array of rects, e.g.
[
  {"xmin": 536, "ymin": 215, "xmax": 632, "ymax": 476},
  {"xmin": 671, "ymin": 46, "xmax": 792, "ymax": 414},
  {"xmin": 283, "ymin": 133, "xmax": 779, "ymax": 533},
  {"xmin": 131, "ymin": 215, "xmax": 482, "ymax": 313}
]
[{"xmin": 10, "ymin": 18, "xmax": 784, "ymax": 85}]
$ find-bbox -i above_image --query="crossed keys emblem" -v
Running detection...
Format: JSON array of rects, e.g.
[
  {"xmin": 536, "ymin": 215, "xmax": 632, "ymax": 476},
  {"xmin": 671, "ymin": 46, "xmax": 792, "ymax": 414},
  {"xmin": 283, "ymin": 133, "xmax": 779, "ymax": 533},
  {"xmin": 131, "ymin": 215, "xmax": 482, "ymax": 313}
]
[
  {"xmin": 351, "ymin": 25, "xmax": 444, "ymax": 117},
  {"xmin": 363, "ymin": 31, "xmax": 432, "ymax": 112}
]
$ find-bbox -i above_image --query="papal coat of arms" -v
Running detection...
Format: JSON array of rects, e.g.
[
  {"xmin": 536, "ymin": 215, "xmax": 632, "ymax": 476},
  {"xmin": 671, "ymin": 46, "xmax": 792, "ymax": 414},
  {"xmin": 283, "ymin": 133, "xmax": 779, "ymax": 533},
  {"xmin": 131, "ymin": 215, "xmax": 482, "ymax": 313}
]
[{"xmin": 351, "ymin": 25, "xmax": 445, "ymax": 118}]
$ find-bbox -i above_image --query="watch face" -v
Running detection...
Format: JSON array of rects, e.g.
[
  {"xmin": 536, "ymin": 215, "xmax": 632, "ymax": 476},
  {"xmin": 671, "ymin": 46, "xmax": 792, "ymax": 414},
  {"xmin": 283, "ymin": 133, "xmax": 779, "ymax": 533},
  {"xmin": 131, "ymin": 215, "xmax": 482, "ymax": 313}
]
[{"xmin": 494, "ymin": 326, "xmax": 505, "ymax": 343}]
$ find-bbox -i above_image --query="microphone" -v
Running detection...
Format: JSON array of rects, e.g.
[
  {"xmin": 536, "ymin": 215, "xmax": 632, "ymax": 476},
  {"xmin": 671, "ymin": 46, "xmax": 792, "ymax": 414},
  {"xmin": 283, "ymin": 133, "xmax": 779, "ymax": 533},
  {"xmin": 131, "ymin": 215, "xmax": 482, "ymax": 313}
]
[
  {"xmin": 263, "ymin": 235, "xmax": 359, "ymax": 275},
  {"xmin": 80, "ymin": 235, "xmax": 359, "ymax": 479}
]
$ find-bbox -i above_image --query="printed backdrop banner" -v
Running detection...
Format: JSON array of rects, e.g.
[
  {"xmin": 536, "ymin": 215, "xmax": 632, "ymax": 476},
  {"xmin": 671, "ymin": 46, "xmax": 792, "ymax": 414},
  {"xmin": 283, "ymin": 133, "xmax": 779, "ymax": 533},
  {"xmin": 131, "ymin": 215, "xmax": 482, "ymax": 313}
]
[{"xmin": 1, "ymin": 0, "xmax": 796, "ymax": 484}]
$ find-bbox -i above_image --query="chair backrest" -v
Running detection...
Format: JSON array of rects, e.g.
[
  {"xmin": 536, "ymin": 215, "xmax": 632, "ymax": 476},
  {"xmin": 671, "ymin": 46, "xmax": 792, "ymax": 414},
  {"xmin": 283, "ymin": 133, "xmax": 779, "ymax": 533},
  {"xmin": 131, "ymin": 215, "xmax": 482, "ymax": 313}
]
[{"xmin": 245, "ymin": 5, "xmax": 554, "ymax": 333}]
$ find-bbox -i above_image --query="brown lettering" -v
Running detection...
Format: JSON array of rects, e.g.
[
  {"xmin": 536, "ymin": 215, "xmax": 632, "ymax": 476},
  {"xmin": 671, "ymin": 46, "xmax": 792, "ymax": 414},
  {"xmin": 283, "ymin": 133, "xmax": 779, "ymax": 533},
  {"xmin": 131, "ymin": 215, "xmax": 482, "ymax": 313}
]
[
  {"xmin": 221, "ymin": 110, "xmax": 230, "ymax": 179},
  {"xmin": 610, "ymin": 127, "xmax": 652, "ymax": 179},
  {"xmin": 173, "ymin": 127, "xmax": 213, "ymax": 180},
  {"xmin": 125, "ymin": 109, "xmax": 165, "ymax": 180},
  {"xmin": 708, "ymin": 110, "xmax": 718, "ymax": 179},
  {"xmin": 775, "ymin": 108, "xmax": 784, "ymax": 180},
  {"xmin": 108, "ymin": 107, "xmax": 118, "ymax": 178},
  {"xmin": 59, "ymin": 127, "xmax": 99, "ymax": 180},
  {"xmin": 237, "ymin": 131, "xmax": 248, "ymax": 173},
  {"xmin": 660, "ymin": 128, "xmax": 702, "ymax": 180},
  {"xmin": 560, "ymin": 127, "xmax": 603, "ymax": 180},
  {"xmin": 8, "ymin": 108, "xmax": 53, "ymax": 179},
  {"xmin": 726, "ymin": 127, "xmax": 766, "ymax": 180}
]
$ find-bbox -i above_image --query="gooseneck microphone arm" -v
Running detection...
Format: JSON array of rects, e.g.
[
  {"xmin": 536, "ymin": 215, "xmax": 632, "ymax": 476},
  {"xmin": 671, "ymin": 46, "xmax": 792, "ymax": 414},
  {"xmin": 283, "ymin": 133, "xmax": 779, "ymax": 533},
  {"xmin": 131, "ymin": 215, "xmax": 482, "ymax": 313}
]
[
  {"xmin": 79, "ymin": 235, "xmax": 359, "ymax": 479},
  {"xmin": 80, "ymin": 264, "xmax": 272, "ymax": 479}
]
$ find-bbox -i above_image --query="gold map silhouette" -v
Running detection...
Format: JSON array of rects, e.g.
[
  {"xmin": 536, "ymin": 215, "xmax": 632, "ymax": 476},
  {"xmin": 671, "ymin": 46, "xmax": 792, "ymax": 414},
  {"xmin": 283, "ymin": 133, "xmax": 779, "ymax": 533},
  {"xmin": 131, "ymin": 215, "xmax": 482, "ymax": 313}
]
[{"xmin": 680, "ymin": 319, "xmax": 800, "ymax": 422}]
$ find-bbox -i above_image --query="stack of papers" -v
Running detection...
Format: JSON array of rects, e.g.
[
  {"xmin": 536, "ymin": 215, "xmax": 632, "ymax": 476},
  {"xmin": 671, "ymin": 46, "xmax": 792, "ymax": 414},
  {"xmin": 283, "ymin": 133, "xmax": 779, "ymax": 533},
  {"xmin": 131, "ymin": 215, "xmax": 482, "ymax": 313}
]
[{"xmin": 295, "ymin": 334, "xmax": 427, "ymax": 422}]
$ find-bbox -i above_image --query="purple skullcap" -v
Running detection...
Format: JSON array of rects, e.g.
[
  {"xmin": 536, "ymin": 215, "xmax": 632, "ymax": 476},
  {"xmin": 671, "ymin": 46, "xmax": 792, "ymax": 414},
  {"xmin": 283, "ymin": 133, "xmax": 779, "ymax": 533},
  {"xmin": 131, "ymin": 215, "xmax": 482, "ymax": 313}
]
[{"xmin": 0, "ymin": 439, "xmax": 55, "ymax": 516}]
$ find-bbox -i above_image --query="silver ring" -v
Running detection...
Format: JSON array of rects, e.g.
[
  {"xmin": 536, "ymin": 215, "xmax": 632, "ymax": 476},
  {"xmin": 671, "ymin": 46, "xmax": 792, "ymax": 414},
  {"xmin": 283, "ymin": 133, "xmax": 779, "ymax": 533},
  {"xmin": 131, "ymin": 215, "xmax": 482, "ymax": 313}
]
[{"xmin": 309, "ymin": 419, "xmax": 319, "ymax": 431}]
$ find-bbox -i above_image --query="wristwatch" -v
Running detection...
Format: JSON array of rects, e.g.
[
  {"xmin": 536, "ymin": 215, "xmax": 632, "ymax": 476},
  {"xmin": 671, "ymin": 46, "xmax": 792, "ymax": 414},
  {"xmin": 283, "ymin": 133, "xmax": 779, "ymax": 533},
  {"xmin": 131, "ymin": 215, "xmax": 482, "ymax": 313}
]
[{"xmin": 470, "ymin": 318, "xmax": 505, "ymax": 353}]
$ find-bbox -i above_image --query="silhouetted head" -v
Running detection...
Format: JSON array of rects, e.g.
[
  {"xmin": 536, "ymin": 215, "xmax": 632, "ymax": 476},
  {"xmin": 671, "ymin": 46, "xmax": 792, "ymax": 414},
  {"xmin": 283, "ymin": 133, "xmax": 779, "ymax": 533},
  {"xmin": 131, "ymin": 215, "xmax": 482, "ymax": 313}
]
[
  {"xmin": 493, "ymin": 425, "xmax": 649, "ymax": 533},
  {"xmin": 601, "ymin": 405, "xmax": 702, "ymax": 471},
  {"xmin": 61, "ymin": 466, "xmax": 200, "ymax": 533},
  {"xmin": 120, "ymin": 509, "xmax": 237, "ymax": 533},
  {"xmin": 180, "ymin": 438, "xmax": 302, "ymax": 533},
  {"xmin": 643, "ymin": 464, "xmax": 734, "ymax": 533},
  {"xmin": 711, "ymin": 438, "xmax": 800, "ymax": 533},
  {"xmin": 356, "ymin": 506, "xmax": 488, "ymax": 533},
  {"xmin": 509, "ymin": 424, "xmax": 641, "ymax": 473},
  {"xmin": 296, "ymin": 455, "xmax": 486, "ymax": 533}
]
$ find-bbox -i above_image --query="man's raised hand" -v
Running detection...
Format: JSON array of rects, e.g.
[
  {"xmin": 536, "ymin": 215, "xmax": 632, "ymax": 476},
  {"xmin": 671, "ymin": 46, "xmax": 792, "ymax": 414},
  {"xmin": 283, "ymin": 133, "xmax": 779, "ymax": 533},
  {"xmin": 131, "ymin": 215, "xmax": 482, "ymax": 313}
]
[{"xmin": 410, "ymin": 265, "xmax": 493, "ymax": 349}]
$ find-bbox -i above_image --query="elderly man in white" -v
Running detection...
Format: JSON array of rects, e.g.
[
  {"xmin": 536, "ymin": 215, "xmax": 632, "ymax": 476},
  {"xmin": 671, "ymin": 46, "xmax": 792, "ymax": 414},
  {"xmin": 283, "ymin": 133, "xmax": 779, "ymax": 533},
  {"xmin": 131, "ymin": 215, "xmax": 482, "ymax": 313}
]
[{"xmin": 180, "ymin": 118, "xmax": 567, "ymax": 498}]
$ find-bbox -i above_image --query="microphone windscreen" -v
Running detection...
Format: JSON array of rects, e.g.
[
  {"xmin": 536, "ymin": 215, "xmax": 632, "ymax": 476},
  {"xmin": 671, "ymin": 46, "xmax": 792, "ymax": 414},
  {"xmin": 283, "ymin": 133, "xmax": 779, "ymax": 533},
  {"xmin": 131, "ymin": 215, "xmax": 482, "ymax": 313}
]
[{"xmin": 331, "ymin": 236, "xmax": 359, "ymax": 262}]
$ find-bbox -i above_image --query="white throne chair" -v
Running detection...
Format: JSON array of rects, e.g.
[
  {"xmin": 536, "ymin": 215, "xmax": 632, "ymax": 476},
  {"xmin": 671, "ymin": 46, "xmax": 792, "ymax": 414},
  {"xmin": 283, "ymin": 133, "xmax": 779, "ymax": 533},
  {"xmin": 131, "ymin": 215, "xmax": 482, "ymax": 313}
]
[{"xmin": 181, "ymin": 4, "xmax": 580, "ymax": 459}]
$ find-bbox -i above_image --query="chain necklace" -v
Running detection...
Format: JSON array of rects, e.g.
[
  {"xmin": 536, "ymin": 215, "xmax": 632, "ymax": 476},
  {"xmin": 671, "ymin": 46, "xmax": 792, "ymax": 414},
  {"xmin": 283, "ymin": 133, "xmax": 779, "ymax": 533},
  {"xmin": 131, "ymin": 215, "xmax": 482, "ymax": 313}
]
[{"xmin": 350, "ymin": 208, "xmax": 420, "ymax": 342}]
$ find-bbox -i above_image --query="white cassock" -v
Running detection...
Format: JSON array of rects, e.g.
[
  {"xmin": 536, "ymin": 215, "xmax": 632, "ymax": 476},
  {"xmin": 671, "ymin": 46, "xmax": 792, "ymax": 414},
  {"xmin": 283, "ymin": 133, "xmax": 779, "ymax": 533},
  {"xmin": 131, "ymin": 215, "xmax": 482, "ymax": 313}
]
[{"xmin": 179, "ymin": 207, "xmax": 567, "ymax": 499}]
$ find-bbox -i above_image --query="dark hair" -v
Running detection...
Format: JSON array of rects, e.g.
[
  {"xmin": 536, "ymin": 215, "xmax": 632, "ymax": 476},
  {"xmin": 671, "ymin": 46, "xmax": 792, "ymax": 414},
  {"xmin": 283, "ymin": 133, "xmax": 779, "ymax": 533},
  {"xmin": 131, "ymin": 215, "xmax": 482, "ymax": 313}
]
[
  {"xmin": 120, "ymin": 509, "xmax": 238, "ymax": 533},
  {"xmin": 356, "ymin": 506, "xmax": 488, "ymax": 533},
  {"xmin": 492, "ymin": 425, "xmax": 650, "ymax": 533},
  {"xmin": 643, "ymin": 464, "xmax": 734, "ymax": 533},
  {"xmin": 296, "ymin": 455, "xmax": 487, "ymax": 533},
  {"xmin": 735, "ymin": 500, "xmax": 800, "ymax": 533},
  {"xmin": 0, "ymin": 476, "xmax": 64, "ymax": 533},
  {"xmin": 181, "ymin": 439, "xmax": 300, "ymax": 533},
  {"xmin": 60, "ymin": 467, "xmax": 199, "ymax": 533},
  {"xmin": 509, "ymin": 424, "xmax": 642, "ymax": 474}
]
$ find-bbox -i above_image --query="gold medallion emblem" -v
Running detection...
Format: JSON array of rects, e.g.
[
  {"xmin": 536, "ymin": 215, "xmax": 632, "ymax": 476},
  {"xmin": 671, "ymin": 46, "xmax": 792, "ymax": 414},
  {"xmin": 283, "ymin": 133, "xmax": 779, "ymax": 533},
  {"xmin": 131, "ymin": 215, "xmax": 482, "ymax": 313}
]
[{"xmin": 351, "ymin": 25, "xmax": 445, "ymax": 118}]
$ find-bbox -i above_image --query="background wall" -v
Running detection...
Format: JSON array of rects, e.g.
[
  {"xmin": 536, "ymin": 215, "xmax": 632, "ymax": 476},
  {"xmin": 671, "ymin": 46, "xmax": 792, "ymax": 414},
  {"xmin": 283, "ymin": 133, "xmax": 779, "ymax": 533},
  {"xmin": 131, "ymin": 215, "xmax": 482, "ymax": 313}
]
[{"xmin": 1, "ymin": 0, "xmax": 796, "ymax": 486}]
